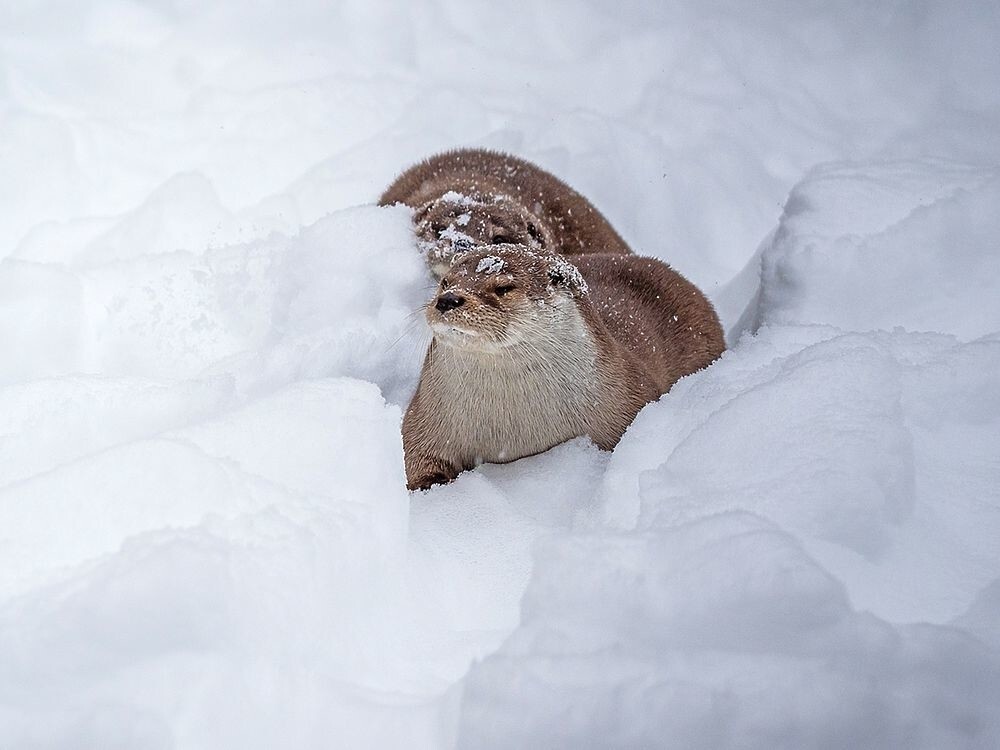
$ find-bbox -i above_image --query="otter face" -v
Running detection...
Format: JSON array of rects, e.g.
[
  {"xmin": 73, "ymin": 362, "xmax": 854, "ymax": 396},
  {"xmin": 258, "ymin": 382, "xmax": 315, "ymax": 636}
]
[
  {"xmin": 414, "ymin": 194, "xmax": 553, "ymax": 277},
  {"xmin": 425, "ymin": 245, "xmax": 586, "ymax": 351}
]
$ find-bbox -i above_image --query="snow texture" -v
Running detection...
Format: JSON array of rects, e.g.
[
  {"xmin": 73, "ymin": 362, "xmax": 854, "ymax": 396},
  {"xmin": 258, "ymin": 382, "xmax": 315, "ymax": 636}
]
[
  {"xmin": 440, "ymin": 191, "xmax": 476, "ymax": 207},
  {"xmin": 2, "ymin": 1, "xmax": 999, "ymax": 748},
  {"xmin": 475, "ymin": 256, "xmax": 506, "ymax": 275}
]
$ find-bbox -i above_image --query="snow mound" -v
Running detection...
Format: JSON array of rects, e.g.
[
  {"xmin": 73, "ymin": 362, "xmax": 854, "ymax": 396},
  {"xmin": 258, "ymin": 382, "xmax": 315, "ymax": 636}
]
[
  {"xmin": 0, "ymin": 378, "xmax": 414, "ymax": 745},
  {"xmin": 0, "ymin": 204, "xmax": 426, "ymax": 394},
  {"xmin": 456, "ymin": 159, "xmax": 1000, "ymax": 747},
  {"xmin": 747, "ymin": 161, "xmax": 1000, "ymax": 339},
  {"xmin": 606, "ymin": 323, "xmax": 1000, "ymax": 620},
  {"xmin": 460, "ymin": 511, "xmax": 1000, "ymax": 750}
]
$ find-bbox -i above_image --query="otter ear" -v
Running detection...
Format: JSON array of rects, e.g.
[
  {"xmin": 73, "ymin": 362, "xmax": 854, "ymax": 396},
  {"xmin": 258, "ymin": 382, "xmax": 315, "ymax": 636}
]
[
  {"xmin": 547, "ymin": 257, "xmax": 588, "ymax": 295},
  {"xmin": 525, "ymin": 221, "xmax": 544, "ymax": 247},
  {"xmin": 547, "ymin": 266, "xmax": 570, "ymax": 288}
]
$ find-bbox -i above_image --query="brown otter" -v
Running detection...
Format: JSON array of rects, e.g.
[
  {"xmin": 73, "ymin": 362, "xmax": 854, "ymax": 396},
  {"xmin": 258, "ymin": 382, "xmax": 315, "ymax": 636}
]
[
  {"xmin": 379, "ymin": 148, "xmax": 632, "ymax": 277},
  {"xmin": 402, "ymin": 245, "xmax": 725, "ymax": 490}
]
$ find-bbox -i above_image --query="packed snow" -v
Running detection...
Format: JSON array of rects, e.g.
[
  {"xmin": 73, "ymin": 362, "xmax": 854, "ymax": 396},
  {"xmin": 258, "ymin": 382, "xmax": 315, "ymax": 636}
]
[{"xmin": 2, "ymin": 1, "xmax": 999, "ymax": 748}]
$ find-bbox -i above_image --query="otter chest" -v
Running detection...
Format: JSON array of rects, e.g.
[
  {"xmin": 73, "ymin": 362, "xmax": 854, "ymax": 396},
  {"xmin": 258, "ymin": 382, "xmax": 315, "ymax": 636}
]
[{"xmin": 426, "ymin": 338, "xmax": 602, "ymax": 467}]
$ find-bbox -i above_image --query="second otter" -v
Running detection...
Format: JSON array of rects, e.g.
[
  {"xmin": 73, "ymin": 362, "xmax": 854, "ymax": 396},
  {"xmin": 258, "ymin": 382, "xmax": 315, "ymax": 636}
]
[
  {"xmin": 402, "ymin": 245, "xmax": 724, "ymax": 490},
  {"xmin": 379, "ymin": 148, "xmax": 632, "ymax": 276}
]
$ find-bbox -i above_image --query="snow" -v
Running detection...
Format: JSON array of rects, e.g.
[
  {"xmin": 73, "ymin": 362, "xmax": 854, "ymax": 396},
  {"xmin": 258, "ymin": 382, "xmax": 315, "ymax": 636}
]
[
  {"xmin": 475, "ymin": 256, "xmax": 506, "ymax": 275},
  {"xmin": 549, "ymin": 254, "xmax": 590, "ymax": 294},
  {"xmin": 440, "ymin": 191, "xmax": 476, "ymax": 207},
  {"xmin": 2, "ymin": 1, "xmax": 999, "ymax": 748},
  {"xmin": 746, "ymin": 160, "xmax": 1000, "ymax": 339},
  {"xmin": 460, "ymin": 511, "xmax": 1000, "ymax": 749},
  {"xmin": 436, "ymin": 224, "xmax": 475, "ymax": 249}
]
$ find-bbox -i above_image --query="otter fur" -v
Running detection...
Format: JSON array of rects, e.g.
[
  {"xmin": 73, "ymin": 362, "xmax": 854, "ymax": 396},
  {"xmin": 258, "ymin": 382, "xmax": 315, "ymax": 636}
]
[
  {"xmin": 402, "ymin": 245, "xmax": 724, "ymax": 490},
  {"xmin": 379, "ymin": 148, "xmax": 632, "ymax": 277}
]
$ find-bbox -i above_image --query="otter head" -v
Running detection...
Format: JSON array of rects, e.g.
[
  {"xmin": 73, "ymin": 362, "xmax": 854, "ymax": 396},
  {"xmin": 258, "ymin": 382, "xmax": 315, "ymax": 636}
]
[
  {"xmin": 425, "ymin": 244, "xmax": 589, "ymax": 352},
  {"xmin": 414, "ymin": 192, "xmax": 554, "ymax": 277}
]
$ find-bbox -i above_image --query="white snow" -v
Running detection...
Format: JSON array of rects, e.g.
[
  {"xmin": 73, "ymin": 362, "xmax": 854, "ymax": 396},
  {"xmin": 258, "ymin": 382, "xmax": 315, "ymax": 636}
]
[
  {"xmin": 437, "ymin": 224, "xmax": 476, "ymax": 247},
  {"xmin": 2, "ymin": 1, "xmax": 999, "ymax": 748},
  {"xmin": 439, "ymin": 191, "xmax": 476, "ymax": 207},
  {"xmin": 549, "ymin": 254, "xmax": 590, "ymax": 294},
  {"xmin": 475, "ymin": 256, "xmax": 506, "ymax": 275}
]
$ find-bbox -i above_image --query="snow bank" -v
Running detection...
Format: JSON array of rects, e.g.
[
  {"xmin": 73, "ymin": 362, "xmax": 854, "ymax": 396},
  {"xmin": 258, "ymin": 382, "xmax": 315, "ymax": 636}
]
[
  {"xmin": 461, "ymin": 327, "xmax": 1000, "ymax": 747},
  {"xmin": 0, "ymin": 377, "xmax": 414, "ymax": 744},
  {"xmin": 460, "ymin": 513, "xmax": 1000, "ymax": 749},
  {"xmin": 0, "ymin": 204, "xmax": 426, "ymax": 392},
  {"xmin": 0, "ymin": 198, "xmax": 572, "ymax": 748},
  {"xmin": 597, "ymin": 324, "xmax": 1000, "ymax": 616},
  {"xmin": 748, "ymin": 161, "xmax": 1000, "ymax": 339},
  {"xmin": 447, "ymin": 156, "xmax": 1000, "ymax": 744},
  {"xmin": 457, "ymin": 158, "xmax": 1000, "ymax": 746}
]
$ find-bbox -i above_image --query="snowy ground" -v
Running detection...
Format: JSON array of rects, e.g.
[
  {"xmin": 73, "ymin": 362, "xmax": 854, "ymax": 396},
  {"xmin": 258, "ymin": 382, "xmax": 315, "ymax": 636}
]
[{"xmin": 2, "ymin": 1, "xmax": 1000, "ymax": 747}]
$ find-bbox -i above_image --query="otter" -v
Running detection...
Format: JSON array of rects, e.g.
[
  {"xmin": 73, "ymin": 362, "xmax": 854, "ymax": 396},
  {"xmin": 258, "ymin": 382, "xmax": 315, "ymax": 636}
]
[
  {"xmin": 379, "ymin": 148, "xmax": 632, "ymax": 277},
  {"xmin": 402, "ymin": 245, "xmax": 725, "ymax": 490}
]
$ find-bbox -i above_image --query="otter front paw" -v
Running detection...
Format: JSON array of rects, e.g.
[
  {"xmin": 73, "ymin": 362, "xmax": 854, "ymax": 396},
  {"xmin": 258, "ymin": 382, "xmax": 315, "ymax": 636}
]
[
  {"xmin": 405, "ymin": 455, "xmax": 459, "ymax": 492},
  {"xmin": 408, "ymin": 471, "xmax": 454, "ymax": 491}
]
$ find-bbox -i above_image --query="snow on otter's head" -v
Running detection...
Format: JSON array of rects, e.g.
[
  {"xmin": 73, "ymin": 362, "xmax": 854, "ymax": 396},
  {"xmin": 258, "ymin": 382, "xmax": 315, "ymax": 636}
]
[
  {"xmin": 413, "ymin": 194, "xmax": 555, "ymax": 277},
  {"xmin": 424, "ymin": 244, "xmax": 589, "ymax": 351}
]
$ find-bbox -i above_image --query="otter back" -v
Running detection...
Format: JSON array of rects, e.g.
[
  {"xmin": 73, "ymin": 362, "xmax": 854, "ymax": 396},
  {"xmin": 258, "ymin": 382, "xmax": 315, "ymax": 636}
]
[{"xmin": 576, "ymin": 254, "xmax": 725, "ymax": 394}]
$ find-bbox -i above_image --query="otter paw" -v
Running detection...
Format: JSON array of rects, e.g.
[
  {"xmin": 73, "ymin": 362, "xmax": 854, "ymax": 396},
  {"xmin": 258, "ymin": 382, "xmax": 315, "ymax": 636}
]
[{"xmin": 408, "ymin": 471, "xmax": 454, "ymax": 492}]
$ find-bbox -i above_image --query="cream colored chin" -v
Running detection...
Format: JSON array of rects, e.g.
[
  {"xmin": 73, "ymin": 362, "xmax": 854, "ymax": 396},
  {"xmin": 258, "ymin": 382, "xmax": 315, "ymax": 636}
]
[
  {"xmin": 429, "ymin": 320, "xmax": 517, "ymax": 352},
  {"xmin": 430, "ymin": 320, "xmax": 481, "ymax": 338}
]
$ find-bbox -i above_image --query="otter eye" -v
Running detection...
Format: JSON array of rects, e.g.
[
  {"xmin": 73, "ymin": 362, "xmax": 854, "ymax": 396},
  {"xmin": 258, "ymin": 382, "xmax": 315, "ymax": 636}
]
[
  {"xmin": 495, "ymin": 284, "xmax": 515, "ymax": 296},
  {"xmin": 440, "ymin": 278, "xmax": 451, "ymax": 290},
  {"xmin": 525, "ymin": 222, "xmax": 543, "ymax": 245}
]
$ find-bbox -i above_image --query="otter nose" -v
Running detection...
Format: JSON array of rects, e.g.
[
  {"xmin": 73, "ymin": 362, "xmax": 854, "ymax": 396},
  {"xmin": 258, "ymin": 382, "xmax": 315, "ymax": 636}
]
[{"xmin": 435, "ymin": 291, "xmax": 465, "ymax": 312}]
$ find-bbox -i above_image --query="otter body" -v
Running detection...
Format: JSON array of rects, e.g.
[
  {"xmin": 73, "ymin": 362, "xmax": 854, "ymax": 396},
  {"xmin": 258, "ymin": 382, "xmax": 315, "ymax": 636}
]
[
  {"xmin": 402, "ymin": 245, "xmax": 724, "ymax": 490},
  {"xmin": 379, "ymin": 148, "xmax": 632, "ymax": 276}
]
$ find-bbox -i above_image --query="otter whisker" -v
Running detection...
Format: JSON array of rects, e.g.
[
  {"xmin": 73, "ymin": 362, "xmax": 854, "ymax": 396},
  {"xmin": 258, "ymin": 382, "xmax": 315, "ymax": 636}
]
[{"xmin": 385, "ymin": 317, "xmax": 426, "ymax": 353}]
